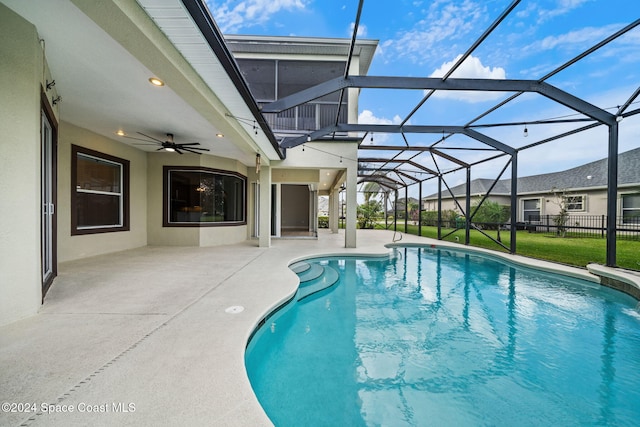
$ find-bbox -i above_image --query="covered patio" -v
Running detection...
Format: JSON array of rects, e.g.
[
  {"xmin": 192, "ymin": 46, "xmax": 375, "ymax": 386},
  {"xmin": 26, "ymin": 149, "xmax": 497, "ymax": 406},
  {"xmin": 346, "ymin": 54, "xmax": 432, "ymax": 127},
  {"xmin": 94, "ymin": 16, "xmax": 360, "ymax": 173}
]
[
  {"xmin": 0, "ymin": 229, "xmax": 610, "ymax": 426},
  {"xmin": 0, "ymin": 230, "xmax": 410, "ymax": 426}
]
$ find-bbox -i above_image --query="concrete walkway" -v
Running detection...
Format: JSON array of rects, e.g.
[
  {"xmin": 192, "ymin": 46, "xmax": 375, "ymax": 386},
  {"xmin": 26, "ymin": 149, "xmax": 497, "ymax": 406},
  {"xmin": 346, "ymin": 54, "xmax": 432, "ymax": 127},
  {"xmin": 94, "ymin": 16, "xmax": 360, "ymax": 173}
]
[{"xmin": 1, "ymin": 229, "xmax": 426, "ymax": 427}]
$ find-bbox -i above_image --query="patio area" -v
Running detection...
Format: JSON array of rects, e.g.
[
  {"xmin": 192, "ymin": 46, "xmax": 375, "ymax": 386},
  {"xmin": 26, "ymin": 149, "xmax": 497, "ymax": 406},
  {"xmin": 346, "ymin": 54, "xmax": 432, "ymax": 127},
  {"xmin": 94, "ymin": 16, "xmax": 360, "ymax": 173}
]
[{"xmin": 1, "ymin": 230, "xmax": 432, "ymax": 426}]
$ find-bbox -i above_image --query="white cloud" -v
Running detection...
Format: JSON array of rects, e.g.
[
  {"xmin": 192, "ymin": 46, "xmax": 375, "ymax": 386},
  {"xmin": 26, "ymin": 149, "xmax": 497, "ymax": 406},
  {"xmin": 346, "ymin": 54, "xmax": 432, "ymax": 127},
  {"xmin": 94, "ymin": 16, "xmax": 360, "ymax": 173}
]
[
  {"xmin": 206, "ymin": 0, "xmax": 307, "ymax": 33},
  {"xmin": 358, "ymin": 110, "xmax": 403, "ymax": 125},
  {"xmin": 357, "ymin": 110, "xmax": 404, "ymax": 144},
  {"xmin": 537, "ymin": 0, "xmax": 592, "ymax": 23},
  {"xmin": 536, "ymin": 24, "xmax": 621, "ymax": 51},
  {"xmin": 349, "ymin": 22, "xmax": 367, "ymax": 37},
  {"xmin": 428, "ymin": 54, "xmax": 507, "ymax": 103},
  {"xmin": 380, "ymin": 1, "xmax": 485, "ymax": 65}
]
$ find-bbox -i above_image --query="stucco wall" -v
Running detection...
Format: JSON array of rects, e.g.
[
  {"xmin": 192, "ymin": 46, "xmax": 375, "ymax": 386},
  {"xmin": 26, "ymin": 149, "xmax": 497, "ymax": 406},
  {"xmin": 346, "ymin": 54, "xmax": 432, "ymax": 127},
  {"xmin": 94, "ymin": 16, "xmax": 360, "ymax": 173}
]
[
  {"xmin": 272, "ymin": 168, "xmax": 320, "ymax": 183},
  {"xmin": 146, "ymin": 151, "xmax": 249, "ymax": 246},
  {"xmin": 0, "ymin": 5, "xmax": 43, "ymax": 325},
  {"xmin": 57, "ymin": 122, "xmax": 148, "ymax": 262}
]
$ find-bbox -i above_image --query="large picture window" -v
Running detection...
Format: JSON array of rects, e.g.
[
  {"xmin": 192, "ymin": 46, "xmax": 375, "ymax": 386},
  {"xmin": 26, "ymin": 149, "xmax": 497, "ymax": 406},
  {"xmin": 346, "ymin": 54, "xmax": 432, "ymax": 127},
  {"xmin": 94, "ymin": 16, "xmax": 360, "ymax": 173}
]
[
  {"xmin": 71, "ymin": 145, "xmax": 129, "ymax": 235},
  {"xmin": 164, "ymin": 167, "xmax": 246, "ymax": 226}
]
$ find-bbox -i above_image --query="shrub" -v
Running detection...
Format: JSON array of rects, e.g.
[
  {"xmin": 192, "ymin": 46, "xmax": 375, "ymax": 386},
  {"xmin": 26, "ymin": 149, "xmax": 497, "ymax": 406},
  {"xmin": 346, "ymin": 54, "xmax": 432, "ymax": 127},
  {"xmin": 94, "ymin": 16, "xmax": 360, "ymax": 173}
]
[
  {"xmin": 357, "ymin": 200, "xmax": 383, "ymax": 229},
  {"xmin": 421, "ymin": 209, "xmax": 459, "ymax": 227}
]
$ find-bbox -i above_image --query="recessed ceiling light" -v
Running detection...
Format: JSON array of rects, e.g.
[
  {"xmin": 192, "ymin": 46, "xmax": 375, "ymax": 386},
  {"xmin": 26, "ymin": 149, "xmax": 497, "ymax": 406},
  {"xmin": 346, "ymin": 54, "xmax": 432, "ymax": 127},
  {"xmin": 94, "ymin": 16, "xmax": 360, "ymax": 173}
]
[
  {"xmin": 148, "ymin": 77, "xmax": 164, "ymax": 87},
  {"xmin": 116, "ymin": 130, "xmax": 126, "ymax": 136},
  {"xmin": 216, "ymin": 133, "xmax": 224, "ymax": 138}
]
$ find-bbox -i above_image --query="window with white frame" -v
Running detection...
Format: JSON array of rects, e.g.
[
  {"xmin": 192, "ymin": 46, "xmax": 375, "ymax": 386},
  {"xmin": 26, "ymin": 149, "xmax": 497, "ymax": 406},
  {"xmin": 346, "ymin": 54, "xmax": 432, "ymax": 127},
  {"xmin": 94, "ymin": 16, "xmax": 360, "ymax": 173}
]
[
  {"xmin": 621, "ymin": 193, "xmax": 640, "ymax": 224},
  {"xmin": 522, "ymin": 198, "xmax": 541, "ymax": 222},
  {"xmin": 564, "ymin": 195, "xmax": 586, "ymax": 212},
  {"xmin": 71, "ymin": 145, "xmax": 129, "ymax": 234}
]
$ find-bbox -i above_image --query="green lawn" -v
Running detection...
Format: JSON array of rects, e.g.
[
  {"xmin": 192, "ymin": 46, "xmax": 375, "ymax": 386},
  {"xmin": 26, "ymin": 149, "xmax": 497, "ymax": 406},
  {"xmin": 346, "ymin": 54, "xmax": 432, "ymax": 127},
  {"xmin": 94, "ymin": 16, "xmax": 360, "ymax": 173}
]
[{"xmin": 379, "ymin": 223, "xmax": 640, "ymax": 271}]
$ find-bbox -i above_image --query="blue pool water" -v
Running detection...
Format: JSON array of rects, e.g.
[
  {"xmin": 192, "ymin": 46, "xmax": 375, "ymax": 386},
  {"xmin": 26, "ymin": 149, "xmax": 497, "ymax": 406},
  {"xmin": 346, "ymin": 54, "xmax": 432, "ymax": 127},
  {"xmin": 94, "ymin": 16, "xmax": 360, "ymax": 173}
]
[{"xmin": 245, "ymin": 247, "xmax": 640, "ymax": 426}]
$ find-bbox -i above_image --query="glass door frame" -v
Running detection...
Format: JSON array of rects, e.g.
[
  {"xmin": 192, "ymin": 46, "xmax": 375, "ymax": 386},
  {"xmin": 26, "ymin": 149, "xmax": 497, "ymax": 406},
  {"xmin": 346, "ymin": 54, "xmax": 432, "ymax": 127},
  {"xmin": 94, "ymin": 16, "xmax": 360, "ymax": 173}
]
[{"xmin": 41, "ymin": 94, "xmax": 57, "ymax": 297}]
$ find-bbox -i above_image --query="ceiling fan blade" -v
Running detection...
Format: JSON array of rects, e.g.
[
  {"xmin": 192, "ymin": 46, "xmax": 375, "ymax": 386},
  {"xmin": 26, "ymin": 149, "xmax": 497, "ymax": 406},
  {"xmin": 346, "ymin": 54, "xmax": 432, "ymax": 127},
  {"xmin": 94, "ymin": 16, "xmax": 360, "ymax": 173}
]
[
  {"xmin": 181, "ymin": 146, "xmax": 210, "ymax": 151},
  {"xmin": 176, "ymin": 142, "xmax": 201, "ymax": 146},
  {"xmin": 181, "ymin": 147, "xmax": 204, "ymax": 155},
  {"xmin": 122, "ymin": 135, "xmax": 161, "ymax": 144},
  {"xmin": 136, "ymin": 132, "xmax": 165, "ymax": 143},
  {"xmin": 156, "ymin": 147, "xmax": 165, "ymax": 151},
  {"xmin": 174, "ymin": 147, "xmax": 184, "ymax": 154}
]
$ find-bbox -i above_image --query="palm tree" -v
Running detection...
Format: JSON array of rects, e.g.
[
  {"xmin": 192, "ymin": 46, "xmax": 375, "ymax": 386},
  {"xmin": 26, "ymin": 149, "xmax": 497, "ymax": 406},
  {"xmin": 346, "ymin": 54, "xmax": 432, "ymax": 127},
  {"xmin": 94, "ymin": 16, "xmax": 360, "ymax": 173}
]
[
  {"xmin": 408, "ymin": 199, "xmax": 420, "ymax": 224},
  {"xmin": 362, "ymin": 181, "xmax": 382, "ymax": 204}
]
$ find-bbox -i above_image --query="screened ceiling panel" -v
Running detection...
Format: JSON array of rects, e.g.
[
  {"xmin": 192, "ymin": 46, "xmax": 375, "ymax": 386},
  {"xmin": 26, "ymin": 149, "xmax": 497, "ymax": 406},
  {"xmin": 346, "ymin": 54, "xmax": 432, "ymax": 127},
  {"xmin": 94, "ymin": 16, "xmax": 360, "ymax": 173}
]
[
  {"xmin": 277, "ymin": 60, "xmax": 345, "ymax": 101},
  {"xmin": 236, "ymin": 59, "xmax": 276, "ymax": 100}
]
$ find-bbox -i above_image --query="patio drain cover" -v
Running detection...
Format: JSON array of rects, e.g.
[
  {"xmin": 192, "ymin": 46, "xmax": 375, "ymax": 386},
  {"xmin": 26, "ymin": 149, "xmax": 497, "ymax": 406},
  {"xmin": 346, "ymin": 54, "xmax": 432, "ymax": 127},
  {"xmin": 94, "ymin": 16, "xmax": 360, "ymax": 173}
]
[{"xmin": 225, "ymin": 305, "xmax": 245, "ymax": 314}]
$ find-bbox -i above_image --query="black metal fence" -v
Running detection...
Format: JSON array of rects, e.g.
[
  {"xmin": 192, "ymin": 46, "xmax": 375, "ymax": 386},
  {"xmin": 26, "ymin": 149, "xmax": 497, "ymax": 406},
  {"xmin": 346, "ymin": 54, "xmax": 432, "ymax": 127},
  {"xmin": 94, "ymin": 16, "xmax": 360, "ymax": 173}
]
[
  {"xmin": 524, "ymin": 215, "xmax": 640, "ymax": 240},
  {"xmin": 421, "ymin": 214, "xmax": 640, "ymax": 240}
]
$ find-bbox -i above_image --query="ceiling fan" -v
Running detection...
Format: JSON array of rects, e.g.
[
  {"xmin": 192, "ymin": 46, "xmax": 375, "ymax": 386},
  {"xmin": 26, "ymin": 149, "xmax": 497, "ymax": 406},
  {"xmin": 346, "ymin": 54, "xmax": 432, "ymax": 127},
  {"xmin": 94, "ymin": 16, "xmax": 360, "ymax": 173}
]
[{"xmin": 125, "ymin": 132, "xmax": 210, "ymax": 155}]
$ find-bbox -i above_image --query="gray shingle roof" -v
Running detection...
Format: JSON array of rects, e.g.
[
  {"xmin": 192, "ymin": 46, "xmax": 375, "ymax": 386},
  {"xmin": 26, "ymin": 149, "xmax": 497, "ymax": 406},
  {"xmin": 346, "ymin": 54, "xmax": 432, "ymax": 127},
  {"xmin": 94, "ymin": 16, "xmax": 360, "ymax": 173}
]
[{"xmin": 425, "ymin": 146, "xmax": 640, "ymax": 199}]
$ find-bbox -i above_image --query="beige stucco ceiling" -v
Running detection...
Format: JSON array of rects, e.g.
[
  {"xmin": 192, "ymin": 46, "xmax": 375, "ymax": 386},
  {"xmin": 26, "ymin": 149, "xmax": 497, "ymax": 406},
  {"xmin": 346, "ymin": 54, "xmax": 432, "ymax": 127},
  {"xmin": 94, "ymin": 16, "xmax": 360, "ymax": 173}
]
[{"xmin": 3, "ymin": 0, "xmax": 278, "ymax": 164}]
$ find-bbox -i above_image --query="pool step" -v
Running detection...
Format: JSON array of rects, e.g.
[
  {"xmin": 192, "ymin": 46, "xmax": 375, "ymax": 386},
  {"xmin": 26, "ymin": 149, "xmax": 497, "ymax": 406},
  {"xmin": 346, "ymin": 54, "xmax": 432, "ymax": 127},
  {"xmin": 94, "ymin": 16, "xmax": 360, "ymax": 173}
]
[
  {"xmin": 297, "ymin": 265, "xmax": 340, "ymax": 302},
  {"xmin": 289, "ymin": 261, "xmax": 311, "ymax": 275},
  {"xmin": 296, "ymin": 263, "xmax": 324, "ymax": 284}
]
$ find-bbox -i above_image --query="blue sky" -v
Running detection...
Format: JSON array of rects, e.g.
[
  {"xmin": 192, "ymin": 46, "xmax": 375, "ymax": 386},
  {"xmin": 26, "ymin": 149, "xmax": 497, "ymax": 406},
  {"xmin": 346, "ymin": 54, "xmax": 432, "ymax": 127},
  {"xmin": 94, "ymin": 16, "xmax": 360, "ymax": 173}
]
[{"xmin": 205, "ymin": 0, "xmax": 639, "ymax": 195}]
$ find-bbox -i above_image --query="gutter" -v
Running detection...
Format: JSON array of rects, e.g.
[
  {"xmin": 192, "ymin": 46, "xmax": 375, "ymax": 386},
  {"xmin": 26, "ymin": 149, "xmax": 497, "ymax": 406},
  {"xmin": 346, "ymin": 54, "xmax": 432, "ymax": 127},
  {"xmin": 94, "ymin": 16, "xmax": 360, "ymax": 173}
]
[{"xmin": 180, "ymin": 0, "xmax": 284, "ymax": 159}]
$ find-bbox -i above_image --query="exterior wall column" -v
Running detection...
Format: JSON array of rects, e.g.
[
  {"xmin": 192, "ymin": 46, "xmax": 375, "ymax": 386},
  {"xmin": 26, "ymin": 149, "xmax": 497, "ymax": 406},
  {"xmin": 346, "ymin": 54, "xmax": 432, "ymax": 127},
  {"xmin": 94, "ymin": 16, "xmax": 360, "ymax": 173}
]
[
  {"xmin": 258, "ymin": 165, "xmax": 271, "ymax": 247},
  {"xmin": 329, "ymin": 189, "xmax": 339, "ymax": 233},
  {"xmin": 345, "ymin": 161, "xmax": 357, "ymax": 247},
  {"xmin": 0, "ymin": 8, "xmax": 43, "ymax": 325}
]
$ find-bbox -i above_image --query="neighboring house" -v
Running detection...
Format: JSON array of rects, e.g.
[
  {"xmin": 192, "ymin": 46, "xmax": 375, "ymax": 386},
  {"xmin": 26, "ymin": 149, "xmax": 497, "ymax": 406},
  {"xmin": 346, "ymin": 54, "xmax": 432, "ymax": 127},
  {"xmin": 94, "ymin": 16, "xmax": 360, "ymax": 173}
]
[
  {"xmin": 389, "ymin": 197, "xmax": 421, "ymax": 218},
  {"xmin": 0, "ymin": 0, "xmax": 376, "ymax": 326},
  {"xmin": 422, "ymin": 147, "xmax": 640, "ymax": 225}
]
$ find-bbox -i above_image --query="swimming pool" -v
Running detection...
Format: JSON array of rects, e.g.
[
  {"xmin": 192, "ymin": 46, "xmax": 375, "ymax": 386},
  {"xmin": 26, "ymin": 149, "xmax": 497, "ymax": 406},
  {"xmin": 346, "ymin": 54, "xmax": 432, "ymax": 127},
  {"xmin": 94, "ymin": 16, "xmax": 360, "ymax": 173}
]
[{"xmin": 245, "ymin": 246, "xmax": 640, "ymax": 426}]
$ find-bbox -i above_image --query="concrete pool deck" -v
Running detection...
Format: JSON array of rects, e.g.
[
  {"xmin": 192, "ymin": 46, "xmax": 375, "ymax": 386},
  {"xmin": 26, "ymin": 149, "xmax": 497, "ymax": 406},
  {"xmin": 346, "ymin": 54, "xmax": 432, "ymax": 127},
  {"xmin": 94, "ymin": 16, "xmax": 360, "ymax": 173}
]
[{"xmin": 0, "ymin": 229, "xmax": 634, "ymax": 426}]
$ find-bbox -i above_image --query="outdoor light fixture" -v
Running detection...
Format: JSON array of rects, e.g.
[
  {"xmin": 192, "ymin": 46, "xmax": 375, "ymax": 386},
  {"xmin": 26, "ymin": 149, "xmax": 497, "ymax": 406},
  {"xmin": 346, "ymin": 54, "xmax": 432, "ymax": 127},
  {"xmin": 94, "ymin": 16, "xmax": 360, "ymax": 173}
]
[
  {"xmin": 46, "ymin": 80, "xmax": 55, "ymax": 91},
  {"xmin": 307, "ymin": 134, "xmax": 311, "ymax": 142},
  {"xmin": 523, "ymin": 126, "xmax": 529, "ymax": 137},
  {"xmin": 148, "ymin": 77, "xmax": 164, "ymax": 86},
  {"xmin": 616, "ymin": 115, "xmax": 624, "ymax": 122},
  {"xmin": 116, "ymin": 130, "xmax": 126, "ymax": 136},
  {"xmin": 256, "ymin": 153, "xmax": 261, "ymax": 174}
]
